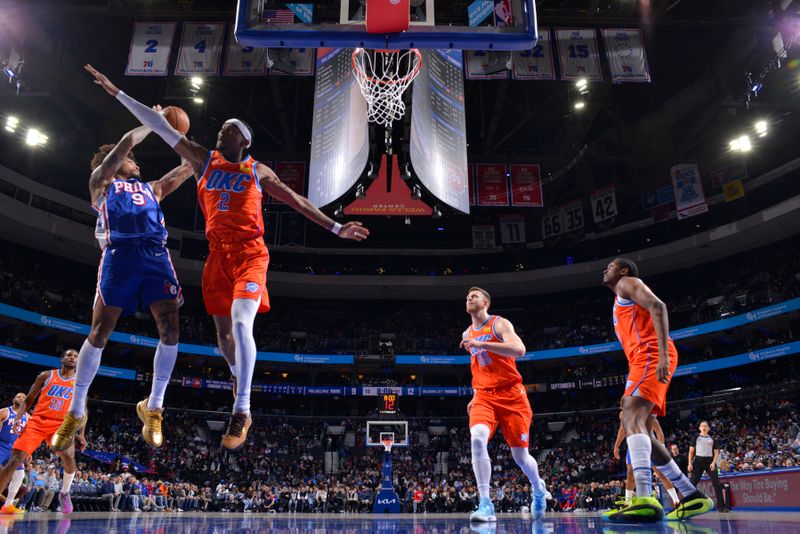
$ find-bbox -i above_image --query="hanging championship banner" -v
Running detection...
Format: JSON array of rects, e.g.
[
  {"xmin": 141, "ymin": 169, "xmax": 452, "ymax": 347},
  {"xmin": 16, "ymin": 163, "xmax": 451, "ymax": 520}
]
[
  {"xmin": 224, "ymin": 42, "xmax": 269, "ymax": 76},
  {"xmin": 512, "ymin": 28, "xmax": 555, "ymax": 80},
  {"xmin": 476, "ymin": 164, "xmax": 510, "ymax": 206},
  {"xmin": 468, "ymin": 164, "xmax": 476, "ymax": 206},
  {"xmin": 269, "ymin": 48, "xmax": 316, "ymax": 76},
  {"xmin": 541, "ymin": 208, "xmax": 563, "ymax": 239},
  {"xmin": 499, "ymin": 214, "xmax": 526, "ymax": 244},
  {"xmin": 270, "ymin": 162, "xmax": 306, "ymax": 204},
  {"xmin": 509, "ymin": 164, "xmax": 543, "ymax": 207},
  {"xmin": 723, "ymin": 179, "xmax": 746, "ymax": 202},
  {"xmin": 590, "ymin": 186, "xmax": 617, "ymax": 222},
  {"xmin": 671, "ymin": 163, "xmax": 708, "ymax": 219},
  {"xmin": 601, "ymin": 28, "xmax": 651, "ymax": 83},
  {"xmin": 555, "ymin": 28, "xmax": 602, "ymax": 81},
  {"xmin": 125, "ymin": 22, "xmax": 176, "ymax": 76},
  {"xmin": 176, "ymin": 22, "xmax": 226, "ymax": 76},
  {"xmin": 559, "ymin": 199, "xmax": 584, "ymax": 233},
  {"xmin": 465, "ymin": 51, "xmax": 510, "ymax": 79},
  {"xmin": 710, "ymin": 168, "xmax": 731, "ymax": 189}
]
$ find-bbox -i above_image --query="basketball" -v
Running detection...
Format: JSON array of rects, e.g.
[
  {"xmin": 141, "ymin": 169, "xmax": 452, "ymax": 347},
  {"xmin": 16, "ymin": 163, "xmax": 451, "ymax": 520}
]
[{"xmin": 162, "ymin": 106, "xmax": 190, "ymax": 134}]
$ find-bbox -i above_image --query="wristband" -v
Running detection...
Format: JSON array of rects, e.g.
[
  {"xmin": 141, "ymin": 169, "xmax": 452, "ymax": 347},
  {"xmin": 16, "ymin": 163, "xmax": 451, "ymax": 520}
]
[{"xmin": 331, "ymin": 222, "xmax": 343, "ymax": 235}]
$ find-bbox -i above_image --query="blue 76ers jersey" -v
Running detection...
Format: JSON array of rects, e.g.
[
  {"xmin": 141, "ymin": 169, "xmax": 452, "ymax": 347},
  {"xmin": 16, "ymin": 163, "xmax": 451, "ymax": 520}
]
[
  {"xmin": 0, "ymin": 406, "xmax": 28, "ymax": 446},
  {"xmin": 94, "ymin": 178, "xmax": 167, "ymax": 249}
]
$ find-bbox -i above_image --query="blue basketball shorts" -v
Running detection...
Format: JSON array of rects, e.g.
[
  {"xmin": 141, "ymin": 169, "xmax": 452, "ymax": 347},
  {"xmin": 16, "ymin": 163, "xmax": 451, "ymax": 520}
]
[
  {"xmin": 95, "ymin": 244, "xmax": 182, "ymax": 315},
  {"xmin": 0, "ymin": 443, "xmax": 22, "ymax": 470}
]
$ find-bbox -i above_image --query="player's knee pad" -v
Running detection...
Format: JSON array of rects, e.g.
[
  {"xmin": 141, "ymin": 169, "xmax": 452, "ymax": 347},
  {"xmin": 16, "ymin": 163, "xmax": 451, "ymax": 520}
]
[{"xmin": 470, "ymin": 424, "xmax": 490, "ymax": 459}]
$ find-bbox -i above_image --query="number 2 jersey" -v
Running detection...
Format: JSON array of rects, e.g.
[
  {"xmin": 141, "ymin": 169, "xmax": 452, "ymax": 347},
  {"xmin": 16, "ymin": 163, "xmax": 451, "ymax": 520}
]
[
  {"xmin": 94, "ymin": 178, "xmax": 167, "ymax": 249},
  {"xmin": 466, "ymin": 315, "xmax": 523, "ymax": 390},
  {"xmin": 32, "ymin": 370, "xmax": 74, "ymax": 421}
]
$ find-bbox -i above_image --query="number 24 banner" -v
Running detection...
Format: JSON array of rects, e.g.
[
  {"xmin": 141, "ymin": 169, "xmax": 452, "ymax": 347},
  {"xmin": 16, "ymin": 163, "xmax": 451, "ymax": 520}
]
[
  {"xmin": 555, "ymin": 28, "xmax": 602, "ymax": 81},
  {"xmin": 176, "ymin": 22, "xmax": 226, "ymax": 76},
  {"xmin": 125, "ymin": 22, "xmax": 176, "ymax": 76}
]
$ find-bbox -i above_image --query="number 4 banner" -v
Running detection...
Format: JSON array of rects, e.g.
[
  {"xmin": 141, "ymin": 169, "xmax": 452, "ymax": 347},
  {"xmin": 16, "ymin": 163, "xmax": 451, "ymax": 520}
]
[
  {"xmin": 555, "ymin": 28, "xmax": 602, "ymax": 81},
  {"xmin": 590, "ymin": 186, "xmax": 618, "ymax": 222},
  {"xmin": 125, "ymin": 22, "xmax": 176, "ymax": 76},
  {"xmin": 176, "ymin": 22, "xmax": 226, "ymax": 76}
]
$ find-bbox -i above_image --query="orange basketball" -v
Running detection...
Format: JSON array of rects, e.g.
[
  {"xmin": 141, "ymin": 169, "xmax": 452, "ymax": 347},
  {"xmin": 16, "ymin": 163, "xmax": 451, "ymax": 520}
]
[{"xmin": 162, "ymin": 106, "xmax": 190, "ymax": 134}]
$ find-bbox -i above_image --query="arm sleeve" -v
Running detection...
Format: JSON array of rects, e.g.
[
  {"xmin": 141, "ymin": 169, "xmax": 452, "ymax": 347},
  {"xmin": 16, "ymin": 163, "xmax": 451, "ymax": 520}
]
[{"xmin": 115, "ymin": 91, "xmax": 183, "ymax": 148}]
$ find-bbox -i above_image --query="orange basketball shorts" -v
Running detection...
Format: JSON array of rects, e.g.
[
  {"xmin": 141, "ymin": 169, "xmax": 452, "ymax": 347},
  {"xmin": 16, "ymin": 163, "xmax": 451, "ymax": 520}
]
[
  {"xmin": 623, "ymin": 346, "xmax": 678, "ymax": 417},
  {"xmin": 203, "ymin": 239, "xmax": 271, "ymax": 316},
  {"xmin": 469, "ymin": 383, "xmax": 533, "ymax": 448},
  {"xmin": 13, "ymin": 416, "xmax": 62, "ymax": 455}
]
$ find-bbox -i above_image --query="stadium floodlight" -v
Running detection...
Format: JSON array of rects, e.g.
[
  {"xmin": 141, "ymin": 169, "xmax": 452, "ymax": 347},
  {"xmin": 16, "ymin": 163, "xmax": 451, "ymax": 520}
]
[
  {"xmin": 25, "ymin": 128, "xmax": 47, "ymax": 146},
  {"xmin": 576, "ymin": 78, "xmax": 588, "ymax": 89},
  {"xmin": 729, "ymin": 135, "xmax": 751, "ymax": 152},
  {"xmin": 5, "ymin": 116, "xmax": 18, "ymax": 132},
  {"xmin": 755, "ymin": 120, "xmax": 768, "ymax": 137},
  {"xmin": 574, "ymin": 101, "xmax": 586, "ymax": 110},
  {"xmin": 193, "ymin": 97, "xmax": 204, "ymax": 104}
]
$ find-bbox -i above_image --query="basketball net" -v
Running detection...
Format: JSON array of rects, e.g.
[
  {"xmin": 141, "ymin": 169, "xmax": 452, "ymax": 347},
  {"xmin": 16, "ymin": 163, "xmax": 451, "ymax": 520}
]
[
  {"xmin": 352, "ymin": 48, "xmax": 422, "ymax": 128},
  {"xmin": 381, "ymin": 437, "xmax": 394, "ymax": 453}
]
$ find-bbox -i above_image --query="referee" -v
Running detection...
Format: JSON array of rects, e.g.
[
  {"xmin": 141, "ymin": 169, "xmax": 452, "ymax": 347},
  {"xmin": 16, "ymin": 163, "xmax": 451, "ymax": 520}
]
[{"xmin": 688, "ymin": 421, "xmax": 729, "ymax": 512}]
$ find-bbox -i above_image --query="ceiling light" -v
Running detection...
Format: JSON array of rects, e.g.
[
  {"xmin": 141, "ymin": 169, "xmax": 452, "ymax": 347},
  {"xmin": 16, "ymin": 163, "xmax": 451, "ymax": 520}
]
[
  {"xmin": 754, "ymin": 120, "xmax": 767, "ymax": 137},
  {"xmin": 193, "ymin": 97, "xmax": 204, "ymax": 104},
  {"xmin": 25, "ymin": 128, "xmax": 47, "ymax": 146},
  {"xmin": 737, "ymin": 135, "xmax": 752, "ymax": 152},
  {"xmin": 574, "ymin": 101, "xmax": 585, "ymax": 110},
  {"xmin": 576, "ymin": 78, "xmax": 588, "ymax": 89},
  {"xmin": 190, "ymin": 76, "xmax": 203, "ymax": 87}
]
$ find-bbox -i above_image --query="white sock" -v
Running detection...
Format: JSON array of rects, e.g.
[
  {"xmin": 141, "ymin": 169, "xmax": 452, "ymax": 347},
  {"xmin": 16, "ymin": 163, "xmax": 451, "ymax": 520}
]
[
  {"xmin": 510, "ymin": 447, "xmax": 543, "ymax": 493},
  {"xmin": 626, "ymin": 434, "xmax": 652, "ymax": 497},
  {"xmin": 71, "ymin": 340, "xmax": 104, "ymax": 418},
  {"xmin": 667, "ymin": 487, "xmax": 679, "ymax": 505},
  {"xmin": 470, "ymin": 424, "xmax": 492, "ymax": 501},
  {"xmin": 231, "ymin": 298, "xmax": 260, "ymax": 415},
  {"xmin": 654, "ymin": 459, "xmax": 696, "ymax": 497},
  {"xmin": 62, "ymin": 471, "xmax": 75, "ymax": 493},
  {"xmin": 7, "ymin": 469, "xmax": 24, "ymax": 504},
  {"xmin": 147, "ymin": 342, "xmax": 178, "ymax": 410},
  {"xmin": 625, "ymin": 489, "xmax": 634, "ymax": 502}
]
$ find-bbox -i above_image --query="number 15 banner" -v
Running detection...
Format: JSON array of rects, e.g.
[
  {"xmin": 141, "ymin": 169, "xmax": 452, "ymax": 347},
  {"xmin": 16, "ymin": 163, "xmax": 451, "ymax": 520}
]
[
  {"xmin": 176, "ymin": 22, "xmax": 226, "ymax": 76},
  {"xmin": 601, "ymin": 29, "xmax": 651, "ymax": 83},
  {"xmin": 126, "ymin": 22, "xmax": 176, "ymax": 76},
  {"xmin": 555, "ymin": 28, "xmax": 602, "ymax": 81}
]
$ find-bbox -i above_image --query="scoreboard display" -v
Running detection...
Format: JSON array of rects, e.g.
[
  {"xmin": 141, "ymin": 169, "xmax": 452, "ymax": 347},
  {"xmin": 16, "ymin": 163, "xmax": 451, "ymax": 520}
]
[{"xmin": 378, "ymin": 393, "xmax": 399, "ymax": 415}]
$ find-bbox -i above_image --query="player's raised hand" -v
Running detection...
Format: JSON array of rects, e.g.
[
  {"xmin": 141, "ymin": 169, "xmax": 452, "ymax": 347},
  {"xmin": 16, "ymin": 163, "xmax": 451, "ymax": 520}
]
[
  {"xmin": 337, "ymin": 221, "xmax": 370, "ymax": 241},
  {"xmin": 84, "ymin": 64, "xmax": 120, "ymax": 96}
]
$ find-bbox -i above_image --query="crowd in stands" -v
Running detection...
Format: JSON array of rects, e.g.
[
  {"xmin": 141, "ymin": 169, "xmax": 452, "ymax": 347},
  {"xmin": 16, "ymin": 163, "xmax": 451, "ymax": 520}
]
[{"xmin": 1, "ymin": 379, "xmax": 795, "ymax": 514}]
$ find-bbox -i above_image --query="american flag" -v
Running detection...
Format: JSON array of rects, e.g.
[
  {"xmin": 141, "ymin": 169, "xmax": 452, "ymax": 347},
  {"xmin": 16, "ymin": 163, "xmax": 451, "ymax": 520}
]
[{"xmin": 263, "ymin": 9, "xmax": 295, "ymax": 24}]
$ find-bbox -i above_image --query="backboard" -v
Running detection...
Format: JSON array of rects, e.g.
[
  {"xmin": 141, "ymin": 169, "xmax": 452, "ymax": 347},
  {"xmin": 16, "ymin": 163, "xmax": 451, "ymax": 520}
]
[
  {"xmin": 235, "ymin": 1, "xmax": 537, "ymax": 50},
  {"xmin": 366, "ymin": 420, "xmax": 408, "ymax": 448}
]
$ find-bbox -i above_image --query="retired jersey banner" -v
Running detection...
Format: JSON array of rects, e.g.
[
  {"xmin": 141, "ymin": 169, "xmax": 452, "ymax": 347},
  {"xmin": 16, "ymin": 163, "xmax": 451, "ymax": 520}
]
[
  {"xmin": 559, "ymin": 199, "xmax": 584, "ymax": 234},
  {"xmin": 476, "ymin": 164, "xmax": 510, "ymax": 206},
  {"xmin": 590, "ymin": 186, "xmax": 617, "ymax": 222},
  {"xmin": 601, "ymin": 28, "xmax": 651, "ymax": 83},
  {"xmin": 268, "ymin": 48, "xmax": 315, "ymax": 76},
  {"xmin": 509, "ymin": 164, "xmax": 543, "ymax": 207},
  {"xmin": 465, "ymin": 51, "xmax": 510, "ymax": 79},
  {"xmin": 671, "ymin": 163, "xmax": 708, "ymax": 219},
  {"xmin": 555, "ymin": 28, "xmax": 602, "ymax": 81},
  {"xmin": 224, "ymin": 42, "xmax": 269, "ymax": 76},
  {"xmin": 125, "ymin": 22, "xmax": 176, "ymax": 76},
  {"xmin": 512, "ymin": 28, "xmax": 555, "ymax": 80},
  {"xmin": 270, "ymin": 162, "xmax": 306, "ymax": 204},
  {"xmin": 175, "ymin": 22, "xmax": 226, "ymax": 76}
]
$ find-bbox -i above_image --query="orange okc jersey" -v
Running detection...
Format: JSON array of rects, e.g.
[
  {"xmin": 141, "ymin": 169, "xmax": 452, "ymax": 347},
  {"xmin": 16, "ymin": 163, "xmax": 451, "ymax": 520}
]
[
  {"xmin": 467, "ymin": 315, "xmax": 523, "ymax": 390},
  {"xmin": 612, "ymin": 295, "xmax": 677, "ymax": 364},
  {"xmin": 32, "ymin": 370, "xmax": 74, "ymax": 421},
  {"xmin": 197, "ymin": 151, "xmax": 264, "ymax": 247}
]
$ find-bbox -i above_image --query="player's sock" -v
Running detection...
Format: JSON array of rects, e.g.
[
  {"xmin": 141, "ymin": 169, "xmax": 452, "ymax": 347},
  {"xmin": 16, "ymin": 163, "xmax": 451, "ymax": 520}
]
[
  {"xmin": 653, "ymin": 459, "xmax": 696, "ymax": 497},
  {"xmin": 7, "ymin": 470, "xmax": 24, "ymax": 504},
  {"xmin": 626, "ymin": 433, "xmax": 652, "ymax": 497},
  {"xmin": 470, "ymin": 424, "xmax": 492, "ymax": 501},
  {"xmin": 510, "ymin": 447, "xmax": 543, "ymax": 492},
  {"xmin": 231, "ymin": 298, "xmax": 260, "ymax": 415},
  {"xmin": 625, "ymin": 489, "xmax": 634, "ymax": 502},
  {"xmin": 147, "ymin": 342, "xmax": 178, "ymax": 410},
  {"xmin": 667, "ymin": 487, "xmax": 679, "ymax": 505},
  {"xmin": 71, "ymin": 339, "xmax": 104, "ymax": 418},
  {"xmin": 62, "ymin": 471, "xmax": 75, "ymax": 494}
]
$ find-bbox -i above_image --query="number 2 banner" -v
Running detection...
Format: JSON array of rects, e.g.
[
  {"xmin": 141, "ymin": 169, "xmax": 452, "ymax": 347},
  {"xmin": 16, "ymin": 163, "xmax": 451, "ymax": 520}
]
[
  {"xmin": 125, "ymin": 22, "xmax": 176, "ymax": 76},
  {"xmin": 512, "ymin": 28, "xmax": 555, "ymax": 80},
  {"xmin": 555, "ymin": 28, "xmax": 602, "ymax": 81},
  {"xmin": 176, "ymin": 22, "xmax": 226, "ymax": 76}
]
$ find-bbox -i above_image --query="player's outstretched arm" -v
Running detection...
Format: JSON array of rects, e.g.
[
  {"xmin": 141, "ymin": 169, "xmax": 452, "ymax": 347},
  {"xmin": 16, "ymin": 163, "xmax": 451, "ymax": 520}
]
[
  {"xmin": 13, "ymin": 371, "xmax": 48, "ymax": 433},
  {"xmin": 616, "ymin": 277, "xmax": 671, "ymax": 383},
  {"xmin": 150, "ymin": 161, "xmax": 195, "ymax": 202},
  {"xmin": 256, "ymin": 162, "xmax": 369, "ymax": 241},
  {"xmin": 460, "ymin": 317, "xmax": 526, "ymax": 358},
  {"xmin": 89, "ymin": 125, "xmax": 151, "ymax": 200},
  {"xmin": 84, "ymin": 65, "xmax": 208, "ymax": 174}
]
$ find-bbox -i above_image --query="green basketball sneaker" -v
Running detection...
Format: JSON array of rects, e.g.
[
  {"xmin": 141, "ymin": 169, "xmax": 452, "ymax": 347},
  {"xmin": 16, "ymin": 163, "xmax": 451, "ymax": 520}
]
[
  {"xmin": 603, "ymin": 495, "xmax": 664, "ymax": 523},
  {"xmin": 665, "ymin": 490, "xmax": 715, "ymax": 521}
]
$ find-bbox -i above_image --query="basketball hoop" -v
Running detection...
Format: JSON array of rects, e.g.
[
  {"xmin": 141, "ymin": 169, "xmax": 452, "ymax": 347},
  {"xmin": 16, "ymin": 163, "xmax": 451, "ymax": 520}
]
[
  {"xmin": 352, "ymin": 48, "xmax": 422, "ymax": 128},
  {"xmin": 381, "ymin": 437, "xmax": 394, "ymax": 453}
]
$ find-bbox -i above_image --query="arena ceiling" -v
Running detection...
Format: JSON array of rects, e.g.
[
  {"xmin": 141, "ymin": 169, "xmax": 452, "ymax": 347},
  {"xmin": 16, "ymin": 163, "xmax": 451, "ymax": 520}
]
[{"xmin": 1, "ymin": 0, "xmax": 799, "ymax": 251}]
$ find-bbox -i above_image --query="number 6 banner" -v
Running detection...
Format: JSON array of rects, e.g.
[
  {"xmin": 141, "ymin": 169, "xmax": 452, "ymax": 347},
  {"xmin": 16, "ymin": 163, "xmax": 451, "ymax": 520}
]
[
  {"xmin": 125, "ymin": 22, "xmax": 176, "ymax": 76},
  {"xmin": 176, "ymin": 22, "xmax": 226, "ymax": 76},
  {"xmin": 555, "ymin": 28, "xmax": 602, "ymax": 81}
]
